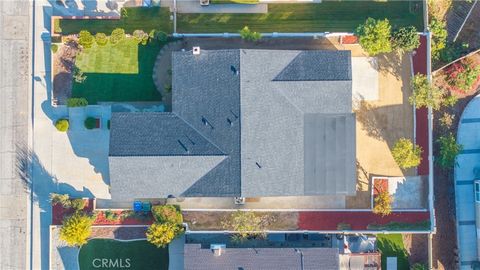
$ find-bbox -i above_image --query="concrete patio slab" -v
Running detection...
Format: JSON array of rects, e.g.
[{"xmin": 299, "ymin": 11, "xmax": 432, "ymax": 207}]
[{"xmin": 351, "ymin": 57, "xmax": 379, "ymax": 102}]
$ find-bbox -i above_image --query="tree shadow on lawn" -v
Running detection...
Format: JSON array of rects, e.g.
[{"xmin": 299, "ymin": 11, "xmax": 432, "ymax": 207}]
[{"xmin": 16, "ymin": 146, "xmax": 94, "ymax": 270}]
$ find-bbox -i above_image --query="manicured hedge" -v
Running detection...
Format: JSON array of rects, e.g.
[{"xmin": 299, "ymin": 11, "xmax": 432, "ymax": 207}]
[
  {"xmin": 84, "ymin": 117, "xmax": 97, "ymax": 130},
  {"xmin": 55, "ymin": 119, "xmax": 69, "ymax": 132},
  {"xmin": 67, "ymin": 98, "xmax": 88, "ymax": 107}
]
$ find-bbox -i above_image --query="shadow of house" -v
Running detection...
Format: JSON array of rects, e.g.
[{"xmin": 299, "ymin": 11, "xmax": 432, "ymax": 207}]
[{"xmin": 16, "ymin": 146, "xmax": 94, "ymax": 269}]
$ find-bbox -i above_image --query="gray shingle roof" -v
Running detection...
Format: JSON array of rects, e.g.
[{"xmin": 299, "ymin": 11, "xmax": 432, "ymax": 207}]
[
  {"xmin": 109, "ymin": 49, "xmax": 356, "ymax": 200},
  {"xmin": 184, "ymin": 244, "xmax": 339, "ymax": 270},
  {"xmin": 274, "ymin": 51, "xmax": 352, "ymax": 81}
]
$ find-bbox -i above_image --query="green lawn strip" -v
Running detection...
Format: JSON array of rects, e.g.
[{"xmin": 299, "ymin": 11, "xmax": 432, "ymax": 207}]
[
  {"xmin": 75, "ymin": 38, "xmax": 138, "ymax": 74},
  {"xmin": 72, "ymin": 42, "xmax": 162, "ymax": 104},
  {"xmin": 377, "ymin": 234, "xmax": 409, "ymax": 270},
  {"xmin": 177, "ymin": 1, "xmax": 423, "ymax": 33},
  {"xmin": 210, "ymin": 0, "xmax": 259, "ymax": 4},
  {"xmin": 59, "ymin": 7, "xmax": 172, "ymax": 35},
  {"xmin": 78, "ymin": 239, "xmax": 168, "ymax": 270}
]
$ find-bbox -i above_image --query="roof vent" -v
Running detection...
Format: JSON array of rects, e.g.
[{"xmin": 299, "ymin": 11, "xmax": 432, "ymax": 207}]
[
  {"xmin": 201, "ymin": 116, "xmax": 214, "ymax": 130},
  {"xmin": 230, "ymin": 65, "xmax": 239, "ymax": 75},
  {"xmin": 193, "ymin": 47, "xmax": 200, "ymax": 55},
  {"xmin": 210, "ymin": 244, "xmax": 226, "ymax": 256},
  {"xmin": 255, "ymin": 162, "xmax": 262, "ymax": 169}
]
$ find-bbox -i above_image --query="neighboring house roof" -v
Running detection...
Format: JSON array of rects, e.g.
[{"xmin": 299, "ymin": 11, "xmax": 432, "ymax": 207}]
[
  {"xmin": 184, "ymin": 244, "xmax": 339, "ymax": 270},
  {"xmin": 109, "ymin": 49, "xmax": 356, "ymax": 200}
]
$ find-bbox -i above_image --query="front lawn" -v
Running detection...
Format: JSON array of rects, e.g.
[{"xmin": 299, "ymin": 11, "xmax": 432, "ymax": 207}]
[
  {"xmin": 72, "ymin": 41, "xmax": 162, "ymax": 104},
  {"xmin": 79, "ymin": 239, "xmax": 168, "ymax": 270},
  {"xmin": 377, "ymin": 234, "xmax": 409, "ymax": 270},
  {"xmin": 75, "ymin": 38, "xmax": 139, "ymax": 74},
  {"xmin": 58, "ymin": 7, "xmax": 172, "ymax": 35},
  {"xmin": 177, "ymin": 1, "xmax": 423, "ymax": 33}
]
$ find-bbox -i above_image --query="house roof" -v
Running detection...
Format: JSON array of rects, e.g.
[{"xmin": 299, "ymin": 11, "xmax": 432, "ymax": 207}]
[
  {"xmin": 184, "ymin": 244, "xmax": 339, "ymax": 270},
  {"xmin": 109, "ymin": 49, "xmax": 356, "ymax": 200}
]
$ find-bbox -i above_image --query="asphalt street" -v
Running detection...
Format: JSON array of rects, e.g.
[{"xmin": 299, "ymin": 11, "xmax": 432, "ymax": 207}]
[{"xmin": 0, "ymin": 0, "xmax": 31, "ymax": 269}]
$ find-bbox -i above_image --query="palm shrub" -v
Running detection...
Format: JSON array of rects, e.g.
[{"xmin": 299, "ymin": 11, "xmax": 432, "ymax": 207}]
[
  {"xmin": 409, "ymin": 74, "xmax": 444, "ymax": 110},
  {"xmin": 437, "ymin": 133, "xmax": 462, "ymax": 168},
  {"xmin": 355, "ymin": 18, "xmax": 392, "ymax": 56},
  {"xmin": 392, "ymin": 26, "xmax": 420, "ymax": 52},
  {"xmin": 60, "ymin": 213, "xmax": 95, "ymax": 246},
  {"xmin": 146, "ymin": 222, "xmax": 183, "ymax": 248},
  {"xmin": 151, "ymin": 205, "xmax": 183, "ymax": 225},
  {"xmin": 239, "ymin": 26, "xmax": 261, "ymax": 42},
  {"xmin": 95, "ymin": 33, "xmax": 108, "ymax": 46},
  {"xmin": 50, "ymin": 193, "xmax": 71, "ymax": 207},
  {"xmin": 392, "ymin": 138, "xmax": 422, "ymax": 169},
  {"xmin": 110, "ymin": 28, "xmax": 126, "ymax": 45},
  {"xmin": 55, "ymin": 119, "xmax": 69, "ymax": 132},
  {"xmin": 373, "ymin": 190, "xmax": 392, "ymax": 217},
  {"xmin": 84, "ymin": 117, "xmax": 97, "ymax": 130},
  {"xmin": 78, "ymin": 30, "xmax": 94, "ymax": 49},
  {"xmin": 51, "ymin": 44, "xmax": 59, "ymax": 53}
]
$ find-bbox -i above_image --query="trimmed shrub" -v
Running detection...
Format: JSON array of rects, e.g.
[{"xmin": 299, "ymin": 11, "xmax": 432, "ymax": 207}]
[
  {"xmin": 409, "ymin": 74, "xmax": 444, "ymax": 110},
  {"xmin": 84, "ymin": 117, "xmax": 97, "ymax": 130},
  {"xmin": 60, "ymin": 213, "xmax": 94, "ymax": 246},
  {"xmin": 110, "ymin": 28, "xmax": 125, "ymax": 45},
  {"xmin": 373, "ymin": 191, "xmax": 392, "ymax": 217},
  {"xmin": 104, "ymin": 210, "xmax": 119, "ymax": 222},
  {"xmin": 151, "ymin": 205, "xmax": 183, "ymax": 224},
  {"xmin": 239, "ymin": 26, "xmax": 261, "ymax": 42},
  {"xmin": 355, "ymin": 18, "xmax": 392, "ymax": 56},
  {"xmin": 51, "ymin": 44, "xmax": 59, "ymax": 53},
  {"xmin": 67, "ymin": 97, "xmax": 88, "ymax": 107},
  {"xmin": 78, "ymin": 30, "xmax": 94, "ymax": 49},
  {"xmin": 133, "ymin": 30, "xmax": 149, "ymax": 45},
  {"xmin": 391, "ymin": 138, "xmax": 422, "ymax": 169},
  {"xmin": 50, "ymin": 193, "xmax": 71, "ymax": 207},
  {"xmin": 95, "ymin": 33, "xmax": 108, "ymax": 46},
  {"xmin": 392, "ymin": 26, "xmax": 420, "ymax": 52},
  {"xmin": 55, "ymin": 119, "xmax": 69, "ymax": 132},
  {"xmin": 146, "ymin": 222, "xmax": 183, "ymax": 248},
  {"xmin": 155, "ymin": 31, "xmax": 168, "ymax": 43}
]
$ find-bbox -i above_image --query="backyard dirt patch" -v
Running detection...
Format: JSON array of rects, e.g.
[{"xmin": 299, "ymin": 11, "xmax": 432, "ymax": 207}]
[
  {"xmin": 183, "ymin": 211, "xmax": 299, "ymax": 231},
  {"xmin": 403, "ymin": 234, "xmax": 429, "ymax": 266},
  {"xmin": 456, "ymin": 3, "xmax": 480, "ymax": 49}
]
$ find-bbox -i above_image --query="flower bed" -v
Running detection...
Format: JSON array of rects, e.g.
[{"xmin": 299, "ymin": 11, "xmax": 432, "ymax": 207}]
[{"xmin": 443, "ymin": 60, "xmax": 480, "ymax": 94}]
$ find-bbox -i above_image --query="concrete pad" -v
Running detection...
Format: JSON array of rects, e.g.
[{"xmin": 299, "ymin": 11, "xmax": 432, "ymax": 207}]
[
  {"xmin": 456, "ymin": 184, "xmax": 476, "ymax": 222},
  {"xmin": 351, "ymin": 57, "xmax": 379, "ymax": 103}
]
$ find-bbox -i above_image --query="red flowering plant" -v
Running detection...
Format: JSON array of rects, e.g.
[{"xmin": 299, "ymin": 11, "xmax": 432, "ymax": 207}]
[{"xmin": 445, "ymin": 60, "xmax": 480, "ymax": 94}]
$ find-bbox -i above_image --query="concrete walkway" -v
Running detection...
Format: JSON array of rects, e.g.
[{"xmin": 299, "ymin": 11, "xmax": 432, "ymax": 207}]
[
  {"xmin": 455, "ymin": 94, "xmax": 480, "ymax": 269},
  {"xmin": 176, "ymin": 0, "xmax": 267, "ymax": 13},
  {"xmin": 50, "ymin": 0, "xmax": 142, "ymax": 17}
]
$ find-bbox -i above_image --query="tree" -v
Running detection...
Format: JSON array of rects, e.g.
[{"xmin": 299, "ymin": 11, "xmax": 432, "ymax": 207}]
[
  {"xmin": 151, "ymin": 205, "xmax": 183, "ymax": 225},
  {"xmin": 392, "ymin": 138, "xmax": 422, "ymax": 169},
  {"xmin": 55, "ymin": 119, "xmax": 69, "ymax": 132},
  {"xmin": 60, "ymin": 213, "xmax": 94, "ymax": 246},
  {"xmin": 437, "ymin": 133, "xmax": 462, "ymax": 168},
  {"xmin": 110, "ymin": 28, "xmax": 126, "ymax": 45},
  {"xmin": 78, "ymin": 30, "xmax": 94, "ymax": 49},
  {"xmin": 409, "ymin": 74, "xmax": 445, "ymax": 110},
  {"xmin": 222, "ymin": 211, "xmax": 268, "ymax": 242},
  {"xmin": 373, "ymin": 191, "xmax": 392, "ymax": 217},
  {"xmin": 355, "ymin": 18, "xmax": 392, "ymax": 56},
  {"xmin": 392, "ymin": 26, "xmax": 420, "ymax": 52},
  {"xmin": 429, "ymin": 18, "xmax": 447, "ymax": 61},
  {"xmin": 239, "ymin": 26, "xmax": 261, "ymax": 42},
  {"xmin": 146, "ymin": 222, "xmax": 182, "ymax": 248},
  {"xmin": 95, "ymin": 33, "xmax": 108, "ymax": 46}
]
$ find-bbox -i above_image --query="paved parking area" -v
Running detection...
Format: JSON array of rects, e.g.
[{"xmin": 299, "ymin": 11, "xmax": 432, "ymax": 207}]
[{"xmin": 455, "ymin": 94, "xmax": 480, "ymax": 269}]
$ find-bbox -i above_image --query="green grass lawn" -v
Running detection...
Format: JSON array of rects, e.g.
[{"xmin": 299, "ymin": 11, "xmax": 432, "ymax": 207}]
[
  {"xmin": 377, "ymin": 234, "xmax": 409, "ymax": 270},
  {"xmin": 177, "ymin": 1, "xmax": 423, "ymax": 33},
  {"xmin": 75, "ymin": 38, "xmax": 139, "ymax": 74},
  {"xmin": 72, "ymin": 41, "xmax": 162, "ymax": 104},
  {"xmin": 79, "ymin": 239, "xmax": 168, "ymax": 270},
  {"xmin": 58, "ymin": 7, "xmax": 172, "ymax": 35}
]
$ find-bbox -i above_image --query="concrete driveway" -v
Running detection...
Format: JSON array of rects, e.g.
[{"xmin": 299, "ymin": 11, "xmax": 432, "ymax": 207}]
[{"xmin": 455, "ymin": 94, "xmax": 480, "ymax": 269}]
